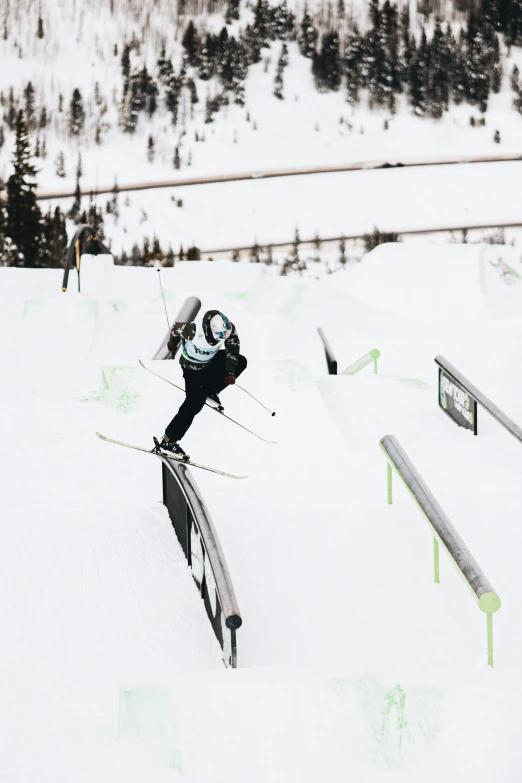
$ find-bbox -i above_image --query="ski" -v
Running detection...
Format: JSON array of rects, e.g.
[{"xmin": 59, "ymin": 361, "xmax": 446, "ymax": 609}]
[
  {"xmin": 138, "ymin": 359, "xmax": 277, "ymax": 444},
  {"xmin": 96, "ymin": 432, "xmax": 247, "ymax": 480}
]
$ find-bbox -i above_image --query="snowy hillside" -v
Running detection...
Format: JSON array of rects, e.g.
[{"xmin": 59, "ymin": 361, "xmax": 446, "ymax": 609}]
[
  {"xmin": 1, "ymin": 240, "xmax": 522, "ymax": 779},
  {"xmin": 1, "ymin": 0, "xmax": 522, "ymax": 260}
]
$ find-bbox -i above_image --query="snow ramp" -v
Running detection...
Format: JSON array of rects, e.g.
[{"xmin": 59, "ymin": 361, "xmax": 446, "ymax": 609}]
[{"xmin": 1, "ymin": 252, "xmax": 521, "ymax": 780}]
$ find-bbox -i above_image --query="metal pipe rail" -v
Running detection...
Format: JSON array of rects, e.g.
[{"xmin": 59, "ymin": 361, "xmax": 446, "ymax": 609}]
[
  {"xmin": 62, "ymin": 224, "xmax": 110, "ymax": 293},
  {"xmin": 380, "ymin": 434, "xmax": 501, "ymax": 666},
  {"xmin": 341, "ymin": 349, "xmax": 380, "ymax": 376},
  {"xmin": 161, "ymin": 458, "xmax": 242, "ymax": 668},
  {"xmin": 317, "ymin": 327, "xmax": 337, "ymax": 375},
  {"xmin": 153, "ymin": 296, "xmax": 201, "ymax": 360},
  {"xmin": 435, "ymin": 355, "xmax": 522, "ymax": 443}
]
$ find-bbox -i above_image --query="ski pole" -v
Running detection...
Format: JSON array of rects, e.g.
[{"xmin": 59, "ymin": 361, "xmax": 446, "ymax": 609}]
[
  {"xmin": 235, "ymin": 383, "xmax": 276, "ymax": 416},
  {"xmin": 157, "ymin": 269, "xmax": 171, "ymax": 332}
]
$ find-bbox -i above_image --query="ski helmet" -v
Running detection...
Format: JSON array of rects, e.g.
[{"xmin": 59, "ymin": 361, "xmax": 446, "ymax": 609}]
[{"xmin": 210, "ymin": 312, "xmax": 232, "ymax": 341}]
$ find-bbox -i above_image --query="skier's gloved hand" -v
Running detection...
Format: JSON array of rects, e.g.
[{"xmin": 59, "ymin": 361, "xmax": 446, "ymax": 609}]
[{"xmin": 225, "ymin": 375, "xmax": 236, "ymax": 385}]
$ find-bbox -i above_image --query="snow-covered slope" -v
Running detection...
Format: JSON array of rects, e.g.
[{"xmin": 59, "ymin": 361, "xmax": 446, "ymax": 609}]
[
  {"xmin": 1, "ymin": 243, "xmax": 521, "ymax": 780},
  {"xmin": 2, "ymin": 0, "xmax": 522, "ymax": 257}
]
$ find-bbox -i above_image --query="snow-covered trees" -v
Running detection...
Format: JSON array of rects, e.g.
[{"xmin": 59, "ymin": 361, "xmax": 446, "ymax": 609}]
[
  {"xmin": 313, "ymin": 32, "xmax": 341, "ymax": 92},
  {"xmin": 69, "ymin": 88, "xmax": 85, "ymax": 136},
  {"xmin": 5, "ymin": 111, "xmax": 43, "ymax": 266}
]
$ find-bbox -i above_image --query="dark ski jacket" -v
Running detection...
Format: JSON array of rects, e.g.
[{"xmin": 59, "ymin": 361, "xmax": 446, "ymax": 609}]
[{"xmin": 167, "ymin": 309, "xmax": 240, "ymax": 375}]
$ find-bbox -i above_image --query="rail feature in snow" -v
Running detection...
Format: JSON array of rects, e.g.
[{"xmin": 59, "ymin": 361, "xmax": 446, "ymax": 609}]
[
  {"xmin": 161, "ymin": 457, "xmax": 242, "ymax": 668},
  {"xmin": 35, "ymin": 153, "xmax": 522, "ymax": 201},
  {"xmin": 317, "ymin": 328, "xmax": 337, "ymax": 375},
  {"xmin": 153, "ymin": 296, "xmax": 201, "ymax": 360},
  {"xmin": 61, "ymin": 224, "xmax": 110, "ymax": 293},
  {"xmin": 380, "ymin": 434, "xmax": 501, "ymax": 667},
  {"xmin": 317, "ymin": 330, "xmax": 381, "ymax": 377},
  {"xmin": 435, "ymin": 355, "xmax": 522, "ymax": 442},
  {"xmin": 341, "ymin": 349, "xmax": 380, "ymax": 376}
]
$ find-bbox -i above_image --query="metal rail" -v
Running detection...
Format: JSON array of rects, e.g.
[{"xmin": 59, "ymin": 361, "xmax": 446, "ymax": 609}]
[
  {"xmin": 317, "ymin": 327, "xmax": 337, "ymax": 375},
  {"xmin": 161, "ymin": 441, "xmax": 241, "ymax": 668},
  {"xmin": 380, "ymin": 434, "xmax": 501, "ymax": 666},
  {"xmin": 153, "ymin": 296, "xmax": 201, "ymax": 360},
  {"xmin": 62, "ymin": 224, "xmax": 110, "ymax": 293},
  {"xmin": 341, "ymin": 349, "xmax": 380, "ymax": 376},
  {"xmin": 30, "ymin": 154, "xmax": 522, "ymax": 201},
  {"xmin": 435, "ymin": 355, "xmax": 522, "ymax": 443}
]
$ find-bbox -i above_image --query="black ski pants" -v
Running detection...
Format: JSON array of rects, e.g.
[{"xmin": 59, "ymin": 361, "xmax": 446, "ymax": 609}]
[{"xmin": 165, "ymin": 352, "xmax": 247, "ymax": 442}]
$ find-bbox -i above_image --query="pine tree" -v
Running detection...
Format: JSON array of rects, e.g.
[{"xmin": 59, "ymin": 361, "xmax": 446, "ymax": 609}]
[
  {"xmin": 225, "ymin": 0, "xmax": 240, "ymax": 24},
  {"xmin": 291, "ymin": 227, "xmax": 301, "ymax": 266},
  {"xmin": 428, "ymin": 22, "xmax": 450, "ymax": 119},
  {"xmin": 142, "ymin": 236, "xmax": 151, "ymax": 265},
  {"xmin": 186, "ymin": 245, "xmax": 201, "ymax": 260},
  {"xmin": 69, "ymin": 88, "xmax": 85, "ymax": 135},
  {"xmin": 345, "ymin": 27, "xmax": 363, "ymax": 105},
  {"xmin": 152, "ymin": 235, "xmax": 163, "ymax": 262},
  {"xmin": 121, "ymin": 44, "xmax": 131, "ymax": 78},
  {"xmin": 199, "ymin": 33, "xmax": 217, "ymax": 80},
  {"xmin": 39, "ymin": 106, "xmax": 47, "ymax": 129},
  {"xmin": 7, "ymin": 88, "xmax": 16, "ymax": 130},
  {"xmin": 24, "ymin": 82, "xmax": 36, "ymax": 130},
  {"xmin": 165, "ymin": 73, "xmax": 182, "ymax": 125},
  {"xmin": 298, "ymin": 8, "xmax": 318, "ymax": 57},
  {"xmin": 165, "ymin": 246, "xmax": 175, "ymax": 266},
  {"xmin": 187, "ymin": 78, "xmax": 199, "ymax": 104},
  {"xmin": 37, "ymin": 15, "xmax": 44, "ymax": 39},
  {"xmin": 339, "ymin": 236, "xmax": 347, "ymax": 268},
  {"xmin": 6, "ymin": 110, "xmax": 43, "ymax": 267},
  {"xmin": 313, "ymin": 32, "xmax": 341, "ymax": 92},
  {"xmin": 157, "ymin": 45, "xmax": 174, "ymax": 85},
  {"xmin": 0, "ymin": 126, "xmax": 4, "ymax": 149},
  {"xmin": 147, "ymin": 135, "xmax": 155, "ymax": 162},
  {"xmin": 68, "ymin": 174, "xmax": 82, "ymax": 223},
  {"xmin": 274, "ymin": 44, "xmax": 287, "ymax": 99},
  {"xmin": 182, "ymin": 21, "xmax": 200, "ymax": 67},
  {"xmin": 41, "ymin": 207, "xmax": 68, "ymax": 267},
  {"xmin": 55, "ymin": 151, "xmax": 66, "ymax": 177},
  {"xmin": 173, "ymin": 146, "xmax": 181, "ymax": 169},
  {"xmin": 491, "ymin": 35, "xmax": 503, "ymax": 93}
]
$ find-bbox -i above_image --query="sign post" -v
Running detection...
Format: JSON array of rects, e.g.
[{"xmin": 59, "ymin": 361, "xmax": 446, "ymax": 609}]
[{"xmin": 438, "ymin": 367, "xmax": 478, "ymax": 435}]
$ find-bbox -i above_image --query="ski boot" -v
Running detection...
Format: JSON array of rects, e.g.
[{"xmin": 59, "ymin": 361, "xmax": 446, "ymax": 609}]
[
  {"xmin": 207, "ymin": 391, "xmax": 224, "ymax": 412},
  {"xmin": 153, "ymin": 435, "xmax": 190, "ymax": 462}
]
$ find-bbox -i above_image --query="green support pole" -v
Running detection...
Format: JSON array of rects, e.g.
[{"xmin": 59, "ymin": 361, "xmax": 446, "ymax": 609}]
[
  {"xmin": 387, "ymin": 462, "xmax": 393, "ymax": 505},
  {"xmin": 433, "ymin": 537, "xmax": 440, "ymax": 584},
  {"xmin": 373, "ymin": 357, "xmax": 378, "ymax": 374},
  {"xmin": 487, "ymin": 613, "xmax": 494, "ymax": 667}
]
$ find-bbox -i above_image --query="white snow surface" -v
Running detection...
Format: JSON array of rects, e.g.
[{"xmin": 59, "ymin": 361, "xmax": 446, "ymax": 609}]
[{"xmin": 1, "ymin": 243, "xmax": 522, "ymax": 779}]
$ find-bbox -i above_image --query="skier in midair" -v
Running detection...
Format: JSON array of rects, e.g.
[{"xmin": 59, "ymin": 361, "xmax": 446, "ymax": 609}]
[{"xmin": 156, "ymin": 310, "xmax": 247, "ymax": 459}]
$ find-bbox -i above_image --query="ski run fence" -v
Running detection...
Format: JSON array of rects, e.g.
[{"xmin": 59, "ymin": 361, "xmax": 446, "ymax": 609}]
[{"xmin": 380, "ymin": 434, "xmax": 501, "ymax": 666}]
